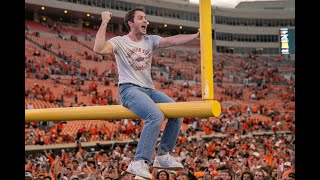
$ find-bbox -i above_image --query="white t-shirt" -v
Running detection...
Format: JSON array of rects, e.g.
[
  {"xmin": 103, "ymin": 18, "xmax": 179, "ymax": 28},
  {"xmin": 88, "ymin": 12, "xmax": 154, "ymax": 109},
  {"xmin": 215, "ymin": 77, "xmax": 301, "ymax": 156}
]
[{"xmin": 108, "ymin": 35, "xmax": 162, "ymax": 89}]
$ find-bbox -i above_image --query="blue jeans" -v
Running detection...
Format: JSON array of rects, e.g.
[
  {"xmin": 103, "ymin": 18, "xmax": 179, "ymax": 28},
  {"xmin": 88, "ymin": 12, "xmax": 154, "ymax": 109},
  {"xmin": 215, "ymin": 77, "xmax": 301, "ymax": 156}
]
[{"xmin": 119, "ymin": 83, "xmax": 183, "ymax": 164}]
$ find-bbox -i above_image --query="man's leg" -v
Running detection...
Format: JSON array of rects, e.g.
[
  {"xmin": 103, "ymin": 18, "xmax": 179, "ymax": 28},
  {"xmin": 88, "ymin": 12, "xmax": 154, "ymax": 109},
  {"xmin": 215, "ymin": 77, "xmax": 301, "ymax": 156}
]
[
  {"xmin": 120, "ymin": 84, "xmax": 164, "ymax": 164},
  {"xmin": 149, "ymin": 90, "xmax": 183, "ymax": 170},
  {"xmin": 151, "ymin": 90, "xmax": 183, "ymax": 156},
  {"xmin": 149, "ymin": 90, "xmax": 183, "ymax": 155}
]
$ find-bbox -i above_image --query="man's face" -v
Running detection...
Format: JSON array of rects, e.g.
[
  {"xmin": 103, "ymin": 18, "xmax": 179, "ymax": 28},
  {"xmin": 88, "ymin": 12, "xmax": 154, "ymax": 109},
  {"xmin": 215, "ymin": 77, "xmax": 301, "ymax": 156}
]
[
  {"xmin": 66, "ymin": 168, "xmax": 73, "ymax": 175},
  {"xmin": 205, "ymin": 174, "xmax": 213, "ymax": 180},
  {"xmin": 40, "ymin": 166, "xmax": 47, "ymax": 172},
  {"xmin": 242, "ymin": 174, "xmax": 251, "ymax": 180},
  {"xmin": 212, "ymin": 161, "xmax": 219, "ymax": 168},
  {"xmin": 219, "ymin": 171, "xmax": 231, "ymax": 180},
  {"xmin": 271, "ymin": 169, "xmax": 278, "ymax": 177},
  {"xmin": 130, "ymin": 11, "xmax": 148, "ymax": 35},
  {"xmin": 72, "ymin": 162, "xmax": 79, "ymax": 167},
  {"xmin": 254, "ymin": 171, "xmax": 263, "ymax": 180},
  {"xmin": 178, "ymin": 175, "xmax": 188, "ymax": 180},
  {"xmin": 252, "ymin": 158, "xmax": 258, "ymax": 165}
]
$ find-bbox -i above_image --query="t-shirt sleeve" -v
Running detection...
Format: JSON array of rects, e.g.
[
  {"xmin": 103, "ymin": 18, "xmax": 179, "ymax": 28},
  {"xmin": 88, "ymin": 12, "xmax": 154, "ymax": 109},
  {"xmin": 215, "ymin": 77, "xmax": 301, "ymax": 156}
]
[
  {"xmin": 149, "ymin": 35, "xmax": 162, "ymax": 49},
  {"xmin": 107, "ymin": 37, "xmax": 119, "ymax": 54}
]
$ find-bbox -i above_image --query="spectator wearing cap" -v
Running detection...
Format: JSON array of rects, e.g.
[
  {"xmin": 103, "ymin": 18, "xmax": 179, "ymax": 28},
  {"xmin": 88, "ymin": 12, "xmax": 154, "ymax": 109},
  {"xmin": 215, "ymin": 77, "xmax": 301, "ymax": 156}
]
[
  {"xmin": 70, "ymin": 175, "xmax": 79, "ymax": 180},
  {"xmin": 60, "ymin": 176, "xmax": 68, "ymax": 180},
  {"xmin": 37, "ymin": 173, "xmax": 45, "ymax": 180},
  {"xmin": 78, "ymin": 172, "xmax": 87, "ymax": 180},
  {"xmin": 43, "ymin": 176, "xmax": 52, "ymax": 180},
  {"xmin": 210, "ymin": 158, "xmax": 220, "ymax": 175},
  {"xmin": 25, "ymin": 171, "xmax": 33, "ymax": 180},
  {"xmin": 281, "ymin": 162, "xmax": 293, "ymax": 178}
]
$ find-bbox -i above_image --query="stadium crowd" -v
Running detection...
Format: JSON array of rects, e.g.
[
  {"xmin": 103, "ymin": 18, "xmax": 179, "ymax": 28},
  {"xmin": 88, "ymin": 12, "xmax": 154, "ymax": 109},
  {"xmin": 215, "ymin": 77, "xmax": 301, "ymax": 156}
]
[{"xmin": 25, "ymin": 132, "xmax": 295, "ymax": 180}]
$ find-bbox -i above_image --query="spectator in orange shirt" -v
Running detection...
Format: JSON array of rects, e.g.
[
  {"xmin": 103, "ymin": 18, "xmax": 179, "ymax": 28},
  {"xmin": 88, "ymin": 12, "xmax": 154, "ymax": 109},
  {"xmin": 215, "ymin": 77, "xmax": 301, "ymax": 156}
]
[
  {"xmin": 56, "ymin": 122, "xmax": 64, "ymax": 135},
  {"xmin": 89, "ymin": 124, "xmax": 98, "ymax": 136},
  {"xmin": 281, "ymin": 162, "xmax": 293, "ymax": 178}
]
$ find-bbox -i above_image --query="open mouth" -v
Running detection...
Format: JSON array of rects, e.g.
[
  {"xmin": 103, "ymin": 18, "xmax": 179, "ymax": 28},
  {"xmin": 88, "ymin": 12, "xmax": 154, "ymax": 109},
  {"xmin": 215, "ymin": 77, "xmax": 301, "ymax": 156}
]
[{"xmin": 141, "ymin": 25, "xmax": 146, "ymax": 30}]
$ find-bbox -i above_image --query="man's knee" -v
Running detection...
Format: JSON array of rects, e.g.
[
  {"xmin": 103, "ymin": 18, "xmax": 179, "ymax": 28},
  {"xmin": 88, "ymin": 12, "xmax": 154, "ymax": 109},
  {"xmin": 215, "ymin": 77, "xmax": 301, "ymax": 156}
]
[{"xmin": 146, "ymin": 110, "xmax": 165, "ymax": 123}]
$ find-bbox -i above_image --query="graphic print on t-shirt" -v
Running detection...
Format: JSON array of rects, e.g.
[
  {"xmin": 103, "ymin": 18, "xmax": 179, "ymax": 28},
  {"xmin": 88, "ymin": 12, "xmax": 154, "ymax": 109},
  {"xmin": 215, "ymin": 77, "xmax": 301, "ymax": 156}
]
[{"xmin": 126, "ymin": 47, "xmax": 152, "ymax": 71}]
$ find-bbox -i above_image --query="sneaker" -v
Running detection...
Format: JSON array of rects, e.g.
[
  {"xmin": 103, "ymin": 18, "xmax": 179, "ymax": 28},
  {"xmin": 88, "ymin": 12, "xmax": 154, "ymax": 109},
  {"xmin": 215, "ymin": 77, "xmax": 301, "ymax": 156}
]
[
  {"xmin": 153, "ymin": 153, "xmax": 183, "ymax": 170},
  {"xmin": 126, "ymin": 160, "xmax": 152, "ymax": 179}
]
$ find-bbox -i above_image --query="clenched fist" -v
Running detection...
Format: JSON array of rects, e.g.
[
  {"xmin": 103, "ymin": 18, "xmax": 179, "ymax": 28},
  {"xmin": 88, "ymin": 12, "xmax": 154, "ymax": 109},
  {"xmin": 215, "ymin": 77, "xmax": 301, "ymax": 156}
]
[{"xmin": 102, "ymin": 11, "xmax": 112, "ymax": 23}]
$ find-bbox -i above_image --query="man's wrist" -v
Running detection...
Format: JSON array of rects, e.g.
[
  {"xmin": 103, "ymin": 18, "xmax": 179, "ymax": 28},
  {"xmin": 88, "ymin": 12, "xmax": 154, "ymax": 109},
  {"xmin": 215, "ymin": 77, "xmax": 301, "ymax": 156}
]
[{"xmin": 101, "ymin": 20, "xmax": 109, "ymax": 25}]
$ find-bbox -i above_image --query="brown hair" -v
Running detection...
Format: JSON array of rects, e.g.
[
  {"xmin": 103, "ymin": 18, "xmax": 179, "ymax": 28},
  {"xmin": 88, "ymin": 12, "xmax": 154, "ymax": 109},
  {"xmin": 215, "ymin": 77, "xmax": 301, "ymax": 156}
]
[
  {"xmin": 240, "ymin": 171, "xmax": 254, "ymax": 180},
  {"xmin": 124, "ymin": 7, "xmax": 145, "ymax": 31},
  {"xmin": 156, "ymin": 170, "xmax": 169, "ymax": 180}
]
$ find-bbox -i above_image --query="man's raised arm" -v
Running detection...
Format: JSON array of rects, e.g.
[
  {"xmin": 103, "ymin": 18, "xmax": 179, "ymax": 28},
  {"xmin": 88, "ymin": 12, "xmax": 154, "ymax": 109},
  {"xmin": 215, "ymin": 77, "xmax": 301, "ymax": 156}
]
[
  {"xmin": 159, "ymin": 31, "xmax": 200, "ymax": 48},
  {"xmin": 93, "ymin": 11, "xmax": 114, "ymax": 55}
]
